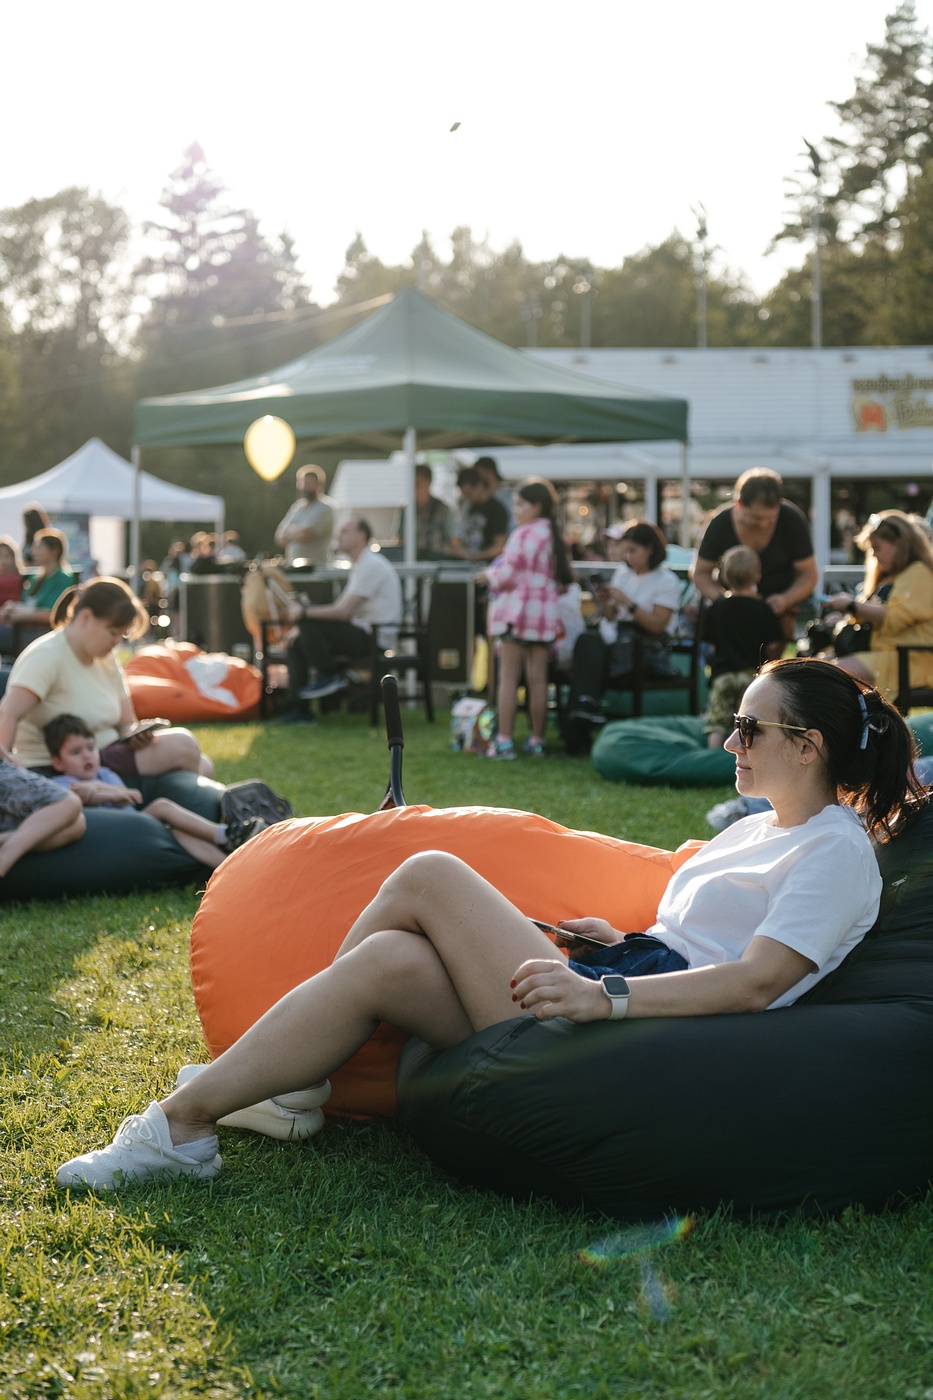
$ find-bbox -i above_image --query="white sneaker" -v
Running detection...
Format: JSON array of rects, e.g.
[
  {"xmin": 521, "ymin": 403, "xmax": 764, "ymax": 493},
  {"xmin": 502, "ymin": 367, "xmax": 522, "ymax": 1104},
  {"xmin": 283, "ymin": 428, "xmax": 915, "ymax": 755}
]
[
  {"xmin": 56, "ymin": 1101, "xmax": 222, "ymax": 1190},
  {"xmin": 175, "ymin": 1064, "xmax": 330, "ymax": 1141}
]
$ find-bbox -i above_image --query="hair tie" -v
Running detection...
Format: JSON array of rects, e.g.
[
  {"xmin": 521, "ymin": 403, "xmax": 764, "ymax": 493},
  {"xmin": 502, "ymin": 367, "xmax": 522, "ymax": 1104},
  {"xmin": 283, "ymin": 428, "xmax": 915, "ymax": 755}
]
[
  {"xmin": 858, "ymin": 691, "xmax": 870, "ymax": 750},
  {"xmin": 858, "ymin": 689, "xmax": 890, "ymax": 749}
]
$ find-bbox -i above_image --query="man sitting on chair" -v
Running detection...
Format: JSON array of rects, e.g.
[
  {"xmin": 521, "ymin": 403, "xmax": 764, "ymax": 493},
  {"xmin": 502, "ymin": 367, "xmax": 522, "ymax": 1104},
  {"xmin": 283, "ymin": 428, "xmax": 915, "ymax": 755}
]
[{"xmin": 281, "ymin": 517, "xmax": 402, "ymax": 723}]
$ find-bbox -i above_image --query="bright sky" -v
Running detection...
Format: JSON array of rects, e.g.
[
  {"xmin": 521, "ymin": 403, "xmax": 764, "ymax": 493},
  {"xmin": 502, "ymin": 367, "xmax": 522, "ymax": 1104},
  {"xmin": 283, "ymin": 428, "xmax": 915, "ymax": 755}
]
[{"xmin": 5, "ymin": 0, "xmax": 931, "ymax": 304}]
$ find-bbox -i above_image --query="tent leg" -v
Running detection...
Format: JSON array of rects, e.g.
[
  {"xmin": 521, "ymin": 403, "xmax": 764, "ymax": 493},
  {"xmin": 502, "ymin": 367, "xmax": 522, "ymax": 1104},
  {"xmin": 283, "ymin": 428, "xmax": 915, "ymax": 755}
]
[
  {"xmin": 131, "ymin": 445, "xmax": 142, "ymax": 591},
  {"xmin": 402, "ymin": 427, "xmax": 418, "ymax": 700},
  {"xmin": 680, "ymin": 442, "xmax": 691, "ymax": 548}
]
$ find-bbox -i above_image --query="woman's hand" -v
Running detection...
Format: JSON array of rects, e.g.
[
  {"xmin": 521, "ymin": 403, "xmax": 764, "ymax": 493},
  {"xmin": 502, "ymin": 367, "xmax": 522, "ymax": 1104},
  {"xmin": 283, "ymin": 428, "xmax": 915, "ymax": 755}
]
[
  {"xmin": 473, "ymin": 570, "xmax": 488, "ymax": 586},
  {"xmin": 557, "ymin": 917, "xmax": 621, "ymax": 946},
  {"xmin": 511, "ymin": 959, "xmax": 609, "ymax": 1023},
  {"xmin": 826, "ymin": 591, "xmax": 854, "ymax": 612}
]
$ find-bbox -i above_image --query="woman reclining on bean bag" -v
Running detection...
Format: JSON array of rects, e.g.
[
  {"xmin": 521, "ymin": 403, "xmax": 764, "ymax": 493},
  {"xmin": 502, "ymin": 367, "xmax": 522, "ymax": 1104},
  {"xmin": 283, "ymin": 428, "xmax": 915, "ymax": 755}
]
[{"xmin": 56, "ymin": 659, "xmax": 924, "ymax": 1196}]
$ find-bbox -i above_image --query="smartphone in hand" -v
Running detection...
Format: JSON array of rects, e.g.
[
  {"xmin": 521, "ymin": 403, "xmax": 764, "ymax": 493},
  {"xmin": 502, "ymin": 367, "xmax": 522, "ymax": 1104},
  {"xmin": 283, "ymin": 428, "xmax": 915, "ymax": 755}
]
[
  {"xmin": 116, "ymin": 718, "xmax": 171, "ymax": 744},
  {"xmin": 530, "ymin": 918, "xmax": 608, "ymax": 949}
]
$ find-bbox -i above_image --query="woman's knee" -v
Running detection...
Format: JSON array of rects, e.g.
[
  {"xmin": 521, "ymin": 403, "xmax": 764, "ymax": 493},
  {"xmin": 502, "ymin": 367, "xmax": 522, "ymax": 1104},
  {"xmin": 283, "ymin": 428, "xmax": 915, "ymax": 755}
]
[
  {"xmin": 390, "ymin": 850, "xmax": 470, "ymax": 898},
  {"xmin": 140, "ymin": 729, "xmax": 203, "ymax": 774}
]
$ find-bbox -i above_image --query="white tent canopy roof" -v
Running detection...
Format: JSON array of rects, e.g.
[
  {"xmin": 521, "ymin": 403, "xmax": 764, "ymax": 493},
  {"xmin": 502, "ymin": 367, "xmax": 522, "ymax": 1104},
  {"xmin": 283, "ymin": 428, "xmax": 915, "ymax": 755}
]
[{"xmin": 0, "ymin": 438, "xmax": 224, "ymax": 540}]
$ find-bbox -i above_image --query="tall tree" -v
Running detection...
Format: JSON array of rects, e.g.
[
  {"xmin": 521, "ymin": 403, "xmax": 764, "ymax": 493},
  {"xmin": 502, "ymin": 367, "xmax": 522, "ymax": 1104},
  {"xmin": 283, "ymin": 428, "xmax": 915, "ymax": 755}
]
[
  {"xmin": 774, "ymin": 3, "xmax": 933, "ymax": 253},
  {"xmin": 590, "ymin": 236, "xmax": 758, "ymax": 348},
  {"xmin": 135, "ymin": 143, "xmax": 313, "ymax": 396},
  {"xmin": 879, "ymin": 159, "xmax": 933, "ymax": 340},
  {"xmin": 0, "ymin": 188, "xmax": 134, "ymax": 479}
]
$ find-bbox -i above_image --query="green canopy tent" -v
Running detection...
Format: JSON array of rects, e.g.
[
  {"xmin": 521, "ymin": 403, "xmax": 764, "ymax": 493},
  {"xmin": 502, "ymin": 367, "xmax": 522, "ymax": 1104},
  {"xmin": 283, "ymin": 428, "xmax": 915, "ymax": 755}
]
[{"xmin": 134, "ymin": 287, "xmax": 689, "ymax": 565}]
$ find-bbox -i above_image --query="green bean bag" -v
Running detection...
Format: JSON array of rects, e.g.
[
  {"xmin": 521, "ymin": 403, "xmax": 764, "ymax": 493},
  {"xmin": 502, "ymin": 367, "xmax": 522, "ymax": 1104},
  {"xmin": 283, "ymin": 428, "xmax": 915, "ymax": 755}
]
[
  {"xmin": 397, "ymin": 798, "xmax": 933, "ymax": 1220},
  {"xmin": 591, "ymin": 715, "xmax": 735, "ymax": 786},
  {"xmin": 0, "ymin": 772, "xmax": 224, "ymax": 901}
]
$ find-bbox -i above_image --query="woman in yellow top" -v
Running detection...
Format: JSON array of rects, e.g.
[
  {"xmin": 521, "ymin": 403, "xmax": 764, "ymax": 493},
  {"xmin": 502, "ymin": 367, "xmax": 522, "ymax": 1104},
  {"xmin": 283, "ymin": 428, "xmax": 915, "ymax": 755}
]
[{"xmin": 828, "ymin": 509, "xmax": 933, "ymax": 700}]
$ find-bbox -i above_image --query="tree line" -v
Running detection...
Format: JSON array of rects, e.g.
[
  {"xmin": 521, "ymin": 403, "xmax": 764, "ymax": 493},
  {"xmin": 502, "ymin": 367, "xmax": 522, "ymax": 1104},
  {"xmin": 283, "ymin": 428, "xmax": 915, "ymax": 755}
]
[{"xmin": 1, "ymin": 3, "xmax": 931, "ymax": 554}]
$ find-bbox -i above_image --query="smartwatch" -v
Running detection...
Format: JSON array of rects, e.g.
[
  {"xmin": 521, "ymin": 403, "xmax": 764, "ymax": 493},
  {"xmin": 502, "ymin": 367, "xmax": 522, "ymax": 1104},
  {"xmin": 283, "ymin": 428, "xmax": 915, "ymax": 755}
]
[{"xmin": 600, "ymin": 974, "xmax": 631, "ymax": 1020}]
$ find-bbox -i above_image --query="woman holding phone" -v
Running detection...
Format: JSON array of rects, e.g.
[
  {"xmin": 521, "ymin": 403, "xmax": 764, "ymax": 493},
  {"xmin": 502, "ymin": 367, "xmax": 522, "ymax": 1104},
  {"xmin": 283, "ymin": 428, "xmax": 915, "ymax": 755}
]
[
  {"xmin": 0, "ymin": 578, "xmax": 213, "ymax": 780},
  {"xmin": 56, "ymin": 658, "xmax": 924, "ymax": 1190},
  {"xmin": 567, "ymin": 519, "xmax": 681, "ymax": 726}
]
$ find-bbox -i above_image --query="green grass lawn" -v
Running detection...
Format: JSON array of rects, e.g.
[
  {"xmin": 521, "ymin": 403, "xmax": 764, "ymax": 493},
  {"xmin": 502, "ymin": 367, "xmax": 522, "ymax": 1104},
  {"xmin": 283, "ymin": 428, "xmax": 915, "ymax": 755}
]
[{"xmin": 1, "ymin": 711, "xmax": 931, "ymax": 1399}]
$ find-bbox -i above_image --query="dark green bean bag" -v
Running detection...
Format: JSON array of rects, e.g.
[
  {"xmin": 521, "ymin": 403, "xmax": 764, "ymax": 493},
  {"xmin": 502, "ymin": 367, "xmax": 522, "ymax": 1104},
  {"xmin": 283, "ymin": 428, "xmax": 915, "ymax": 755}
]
[
  {"xmin": 0, "ymin": 772, "xmax": 224, "ymax": 901},
  {"xmin": 591, "ymin": 715, "xmax": 735, "ymax": 786},
  {"xmin": 397, "ymin": 799, "xmax": 933, "ymax": 1220}
]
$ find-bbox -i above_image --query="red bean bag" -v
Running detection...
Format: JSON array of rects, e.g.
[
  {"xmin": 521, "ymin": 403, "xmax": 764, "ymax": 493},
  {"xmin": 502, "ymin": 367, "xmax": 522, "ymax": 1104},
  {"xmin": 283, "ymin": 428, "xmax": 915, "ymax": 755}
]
[
  {"xmin": 125, "ymin": 641, "xmax": 261, "ymax": 723},
  {"xmin": 190, "ymin": 805, "xmax": 700, "ymax": 1119}
]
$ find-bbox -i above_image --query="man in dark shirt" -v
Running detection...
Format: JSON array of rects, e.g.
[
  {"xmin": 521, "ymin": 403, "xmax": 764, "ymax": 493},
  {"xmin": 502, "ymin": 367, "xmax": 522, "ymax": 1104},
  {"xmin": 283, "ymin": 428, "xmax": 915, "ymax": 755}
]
[
  {"xmin": 415, "ymin": 464, "xmax": 455, "ymax": 560},
  {"xmin": 692, "ymin": 468, "xmax": 817, "ymax": 639},
  {"xmin": 448, "ymin": 467, "xmax": 508, "ymax": 563}
]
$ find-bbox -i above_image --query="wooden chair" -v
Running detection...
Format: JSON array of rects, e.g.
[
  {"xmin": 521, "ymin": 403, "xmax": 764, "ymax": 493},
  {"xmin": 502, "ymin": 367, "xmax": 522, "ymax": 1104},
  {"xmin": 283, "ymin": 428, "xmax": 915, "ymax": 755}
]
[{"xmin": 895, "ymin": 645, "xmax": 933, "ymax": 715}]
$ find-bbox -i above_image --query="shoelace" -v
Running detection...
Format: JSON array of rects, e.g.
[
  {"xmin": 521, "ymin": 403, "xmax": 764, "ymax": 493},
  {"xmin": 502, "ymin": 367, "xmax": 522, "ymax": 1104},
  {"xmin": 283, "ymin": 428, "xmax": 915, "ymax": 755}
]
[{"xmin": 115, "ymin": 1113, "xmax": 156, "ymax": 1149}]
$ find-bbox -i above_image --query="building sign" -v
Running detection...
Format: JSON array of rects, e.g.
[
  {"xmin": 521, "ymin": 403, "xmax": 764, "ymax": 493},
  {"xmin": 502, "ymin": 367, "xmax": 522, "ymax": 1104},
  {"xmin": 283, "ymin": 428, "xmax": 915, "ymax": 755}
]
[{"xmin": 852, "ymin": 375, "xmax": 933, "ymax": 432}]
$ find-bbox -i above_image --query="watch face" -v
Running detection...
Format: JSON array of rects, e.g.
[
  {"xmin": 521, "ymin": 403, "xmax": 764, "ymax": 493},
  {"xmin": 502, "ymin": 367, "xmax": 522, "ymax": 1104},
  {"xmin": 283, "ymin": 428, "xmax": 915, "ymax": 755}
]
[{"xmin": 602, "ymin": 975, "xmax": 630, "ymax": 997}]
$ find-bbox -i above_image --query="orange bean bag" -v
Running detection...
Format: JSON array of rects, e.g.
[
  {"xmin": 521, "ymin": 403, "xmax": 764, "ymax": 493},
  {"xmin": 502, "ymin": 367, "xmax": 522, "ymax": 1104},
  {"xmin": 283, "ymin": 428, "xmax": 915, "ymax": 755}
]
[
  {"xmin": 125, "ymin": 642, "xmax": 261, "ymax": 723},
  {"xmin": 190, "ymin": 806, "xmax": 701, "ymax": 1119}
]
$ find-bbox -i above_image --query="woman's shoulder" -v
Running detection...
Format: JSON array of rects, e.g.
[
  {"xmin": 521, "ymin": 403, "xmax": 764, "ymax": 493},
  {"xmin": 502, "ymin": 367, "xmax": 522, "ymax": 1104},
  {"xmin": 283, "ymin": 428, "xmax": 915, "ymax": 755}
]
[
  {"xmin": 648, "ymin": 565, "xmax": 683, "ymax": 597},
  {"xmin": 896, "ymin": 559, "xmax": 933, "ymax": 587},
  {"xmin": 514, "ymin": 518, "xmax": 550, "ymax": 543}
]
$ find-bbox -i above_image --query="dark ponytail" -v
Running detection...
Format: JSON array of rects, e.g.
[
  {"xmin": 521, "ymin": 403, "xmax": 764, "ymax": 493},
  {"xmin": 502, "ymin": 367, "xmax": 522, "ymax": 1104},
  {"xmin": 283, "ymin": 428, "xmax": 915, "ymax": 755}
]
[
  {"xmin": 516, "ymin": 477, "xmax": 574, "ymax": 586},
  {"xmin": 761, "ymin": 657, "xmax": 925, "ymax": 841}
]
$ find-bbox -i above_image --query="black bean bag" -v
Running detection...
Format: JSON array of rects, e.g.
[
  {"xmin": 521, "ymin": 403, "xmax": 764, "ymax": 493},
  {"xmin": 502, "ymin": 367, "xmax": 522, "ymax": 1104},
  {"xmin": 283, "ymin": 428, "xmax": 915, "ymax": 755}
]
[
  {"xmin": 397, "ymin": 798, "xmax": 933, "ymax": 1220},
  {"xmin": 0, "ymin": 771, "xmax": 224, "ymax": 901}
]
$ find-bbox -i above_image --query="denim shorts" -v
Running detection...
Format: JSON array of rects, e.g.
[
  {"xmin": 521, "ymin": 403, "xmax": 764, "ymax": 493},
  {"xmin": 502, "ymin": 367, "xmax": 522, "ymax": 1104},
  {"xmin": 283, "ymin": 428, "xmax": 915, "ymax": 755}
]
[{"xmin": 569, "ymin": 933, "xmax": 688, "ymax": 982}]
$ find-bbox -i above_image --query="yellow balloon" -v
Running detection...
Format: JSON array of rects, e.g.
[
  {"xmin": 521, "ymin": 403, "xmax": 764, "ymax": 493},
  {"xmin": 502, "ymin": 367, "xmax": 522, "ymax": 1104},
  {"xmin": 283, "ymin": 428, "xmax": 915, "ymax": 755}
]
[{"xmin": 244, "ymin": 416, "xmax": 296, "ymax": 482}]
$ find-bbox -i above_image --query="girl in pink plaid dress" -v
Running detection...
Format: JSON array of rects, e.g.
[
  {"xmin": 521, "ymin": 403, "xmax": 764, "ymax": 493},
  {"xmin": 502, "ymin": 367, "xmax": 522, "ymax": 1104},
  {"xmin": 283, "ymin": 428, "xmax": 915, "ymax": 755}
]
[{"xmin": 477, "ymin": 478, "xmax": 574, "ymax": 759}]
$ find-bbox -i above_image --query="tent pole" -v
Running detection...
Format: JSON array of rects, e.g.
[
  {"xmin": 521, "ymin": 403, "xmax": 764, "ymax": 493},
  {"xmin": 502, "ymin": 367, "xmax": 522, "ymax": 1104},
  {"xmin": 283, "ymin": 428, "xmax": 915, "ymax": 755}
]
[
  {"xmin": 403, "ymin": 426, "xmax": 417, "ymax": 567},
  {"xmin": 131, "ymin": 445, "xmax": 142, "ymax": 592},
  {"xmin": 680, "ymin": 441, "xmax": 691, "ymax": 548}
]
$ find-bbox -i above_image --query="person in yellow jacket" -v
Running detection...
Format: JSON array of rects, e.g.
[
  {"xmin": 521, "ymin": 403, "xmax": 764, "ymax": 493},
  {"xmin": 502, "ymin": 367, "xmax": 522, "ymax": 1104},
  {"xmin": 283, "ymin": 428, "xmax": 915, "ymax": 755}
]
[{"xmin": 828, "ymin": 509, "xmax": 933, "ymax": 700}]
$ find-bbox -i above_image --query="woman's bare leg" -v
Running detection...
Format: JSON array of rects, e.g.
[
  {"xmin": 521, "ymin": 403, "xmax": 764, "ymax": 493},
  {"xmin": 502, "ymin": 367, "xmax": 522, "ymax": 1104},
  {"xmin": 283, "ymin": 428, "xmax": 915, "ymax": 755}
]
[
  {"xmin": 0, "ymin": 794, "xmax": 85, "ymax": 877},
  {"xmin": 135, "ymin": 728, "xmax": 213, "ymax": 778},
  {"xmin": 524, "ymin": 643, "xmax": 550, "ymax": 740},
  {"xmin": 162, "ymin": 853, "xmax": 558, "ymax": 1144},
  {"xmin": 162, "ymin": 928, "xmax": 474, "ymax": 1143},
  {"xmin": 495, "ymin": 640, "xmax": 523, "ymax": 741}
]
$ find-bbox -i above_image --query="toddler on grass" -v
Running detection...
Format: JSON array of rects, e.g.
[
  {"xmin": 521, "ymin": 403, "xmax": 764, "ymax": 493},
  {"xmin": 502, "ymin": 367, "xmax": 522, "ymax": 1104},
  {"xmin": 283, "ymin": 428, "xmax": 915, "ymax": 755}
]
[{"xmin": 44, "ymin": 715, "xmax": 265, "ymax": 869}]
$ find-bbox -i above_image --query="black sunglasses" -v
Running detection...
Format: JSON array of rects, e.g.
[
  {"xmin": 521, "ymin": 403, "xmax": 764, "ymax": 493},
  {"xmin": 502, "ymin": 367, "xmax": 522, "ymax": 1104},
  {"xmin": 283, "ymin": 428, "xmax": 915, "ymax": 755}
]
[{"xmin": 732, "ymin": 714, "xmax": 809, "ymax": 748}]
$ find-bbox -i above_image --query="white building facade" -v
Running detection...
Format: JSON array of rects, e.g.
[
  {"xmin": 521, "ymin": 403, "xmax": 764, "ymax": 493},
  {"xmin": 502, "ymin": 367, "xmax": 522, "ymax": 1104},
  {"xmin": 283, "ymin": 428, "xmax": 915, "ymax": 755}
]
[{"xmin": 498, "ymin": 346, "xmax": 933, "ymax": 577}]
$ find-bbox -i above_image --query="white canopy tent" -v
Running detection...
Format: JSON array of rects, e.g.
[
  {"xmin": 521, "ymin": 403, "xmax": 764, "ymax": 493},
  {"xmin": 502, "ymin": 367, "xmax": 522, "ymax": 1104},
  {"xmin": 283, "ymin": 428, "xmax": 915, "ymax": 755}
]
[{"xmin": 0, "ymin": 438, "xmax": 224, "ymax": 575}]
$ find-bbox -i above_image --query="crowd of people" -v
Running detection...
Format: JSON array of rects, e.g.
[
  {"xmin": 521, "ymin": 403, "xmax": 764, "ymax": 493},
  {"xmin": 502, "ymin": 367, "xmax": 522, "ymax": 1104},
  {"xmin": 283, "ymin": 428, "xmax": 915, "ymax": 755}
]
[
  {"xmin": 263, "ymin": 459, "xmax": 933, "ymax": 754},
  {"xmin": 1, "ymin": 464, "xmax": 930, "ymax": 880},
  {"xmin": 0, "ymin": 573, "xmax": 281, "ymax": 884}
]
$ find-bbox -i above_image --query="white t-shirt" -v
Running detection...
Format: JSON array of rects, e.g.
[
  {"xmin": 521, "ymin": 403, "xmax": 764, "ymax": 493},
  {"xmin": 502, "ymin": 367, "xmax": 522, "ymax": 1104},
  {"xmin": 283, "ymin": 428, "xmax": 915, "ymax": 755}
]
[
  {"xmin": 344, "ymin": 549, "xmax": 403, "ymax": 634},
  {"xmin": 598, "ymin": 563, "xmax": 681, "ymax": 644},
  {"xmin": 649, "ymin": 804, "xmax": 880, "ymax": 1008},
  {"xmin": 8, "ymin": 628, "xmax": 130, "ymax": 767}
]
